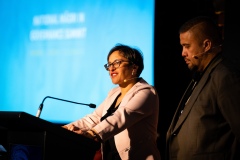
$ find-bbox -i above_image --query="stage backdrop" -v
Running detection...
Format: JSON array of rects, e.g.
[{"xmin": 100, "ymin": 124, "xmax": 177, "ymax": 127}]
[{"xmin": 0, "ymin": 0, "xmax": 155, "ymax": 123}]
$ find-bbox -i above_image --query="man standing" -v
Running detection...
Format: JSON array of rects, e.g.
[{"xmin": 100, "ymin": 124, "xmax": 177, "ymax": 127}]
[{"xmin": 166, "ymin": 16, "xmax": 240, "ymax": 160}]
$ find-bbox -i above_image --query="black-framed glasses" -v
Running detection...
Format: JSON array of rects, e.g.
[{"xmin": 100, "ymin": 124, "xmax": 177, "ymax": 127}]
[{"xmin": 104, "ymin": 59, "xmax": 130, "ymax": 71}]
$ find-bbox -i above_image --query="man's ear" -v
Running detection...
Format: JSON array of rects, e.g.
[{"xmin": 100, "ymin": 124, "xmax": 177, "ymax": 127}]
[{"xmin": 203, "ymin": 39, "xmax": 211, "ymax": 52}]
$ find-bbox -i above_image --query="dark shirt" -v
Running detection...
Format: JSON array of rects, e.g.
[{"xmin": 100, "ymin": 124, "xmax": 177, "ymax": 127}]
[
  {"xmin": 179, "ymin": 72, "xmax": 202, "ymax": 117},
  {"xmin": 101, "ymin": 94, "xmax": 121, "ymax": 160}
]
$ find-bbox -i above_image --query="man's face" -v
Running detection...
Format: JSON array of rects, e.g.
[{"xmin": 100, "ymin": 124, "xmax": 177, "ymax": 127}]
[{"xmin": 180, "ymin": 31, "xmax": 205, "ymax": 72}]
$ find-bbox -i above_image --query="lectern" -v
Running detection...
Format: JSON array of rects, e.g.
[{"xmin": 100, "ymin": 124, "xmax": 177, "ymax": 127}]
[{"xmin": 0, "ymin": 111, "xmax": 100, "ymax": 160}]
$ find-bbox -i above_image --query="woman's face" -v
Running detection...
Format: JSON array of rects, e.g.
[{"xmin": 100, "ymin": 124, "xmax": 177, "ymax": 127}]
[{"xmin": 107, "ymin": 50, "xmax": 134, "ymax": 85}]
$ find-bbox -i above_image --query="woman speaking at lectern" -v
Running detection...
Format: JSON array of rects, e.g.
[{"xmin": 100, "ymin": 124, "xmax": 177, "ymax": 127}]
[{"xmin": 63, "ymin": 43, "xmax": 161, "ymax": 160}]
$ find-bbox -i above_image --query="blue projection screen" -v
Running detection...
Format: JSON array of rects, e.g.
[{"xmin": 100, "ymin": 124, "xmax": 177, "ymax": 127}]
[{"xmin": 0, "ymin": 0, "xmax": 155, "ymax": 123}]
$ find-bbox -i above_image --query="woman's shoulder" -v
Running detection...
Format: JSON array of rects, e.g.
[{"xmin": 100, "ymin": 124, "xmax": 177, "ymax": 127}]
[
  {"xmin": 108, "ymin": 86, "xmax": 121, "ymax": 96},
  {"xmin": 134, "ymin": 78, "xmax": 158, "ymax": 94},
  {"xmin": 137, "ymin": 78, "xmax": 155, "ymax": 89}
]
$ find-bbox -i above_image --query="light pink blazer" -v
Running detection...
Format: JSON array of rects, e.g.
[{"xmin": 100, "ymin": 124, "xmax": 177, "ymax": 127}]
[{"xmin": 71, "ymin": 78, "xmax": 161, "ymax": 160}]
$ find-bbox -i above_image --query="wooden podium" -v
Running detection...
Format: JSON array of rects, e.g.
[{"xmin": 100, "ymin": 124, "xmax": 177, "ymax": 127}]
[{"xmin": 0, "ymin": 111, "xmax": 100, "ymax": 160}]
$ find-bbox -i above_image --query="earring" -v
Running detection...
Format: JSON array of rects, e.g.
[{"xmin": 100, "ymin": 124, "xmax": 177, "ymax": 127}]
[{"xmin": 132, "ymin": 70, "xmax": 134, "ymax": 75}]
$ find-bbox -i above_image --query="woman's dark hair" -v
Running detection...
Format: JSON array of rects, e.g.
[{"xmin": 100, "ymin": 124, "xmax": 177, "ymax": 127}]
[{"xmin": 107, "ymin": 43, "xmax": 144, "ymax": 77}]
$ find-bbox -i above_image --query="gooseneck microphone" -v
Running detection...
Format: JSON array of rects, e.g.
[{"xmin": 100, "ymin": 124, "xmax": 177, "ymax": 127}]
[
  {"xmin": 36, "ymin": 96, "xmax": 96, "ymax": 118},
  {"xmin": 123, "ymin": 77, "xmax": 138, "ymax": 82}
]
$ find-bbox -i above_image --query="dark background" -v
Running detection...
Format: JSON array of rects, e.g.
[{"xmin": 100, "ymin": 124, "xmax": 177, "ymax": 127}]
[{"xmin": 154, "ymin": 0, "xmax": 240, "ymax": 159}]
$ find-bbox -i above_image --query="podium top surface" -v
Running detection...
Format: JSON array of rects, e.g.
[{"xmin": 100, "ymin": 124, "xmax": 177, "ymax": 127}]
[
  {"xmin": 0, "ymin": 111, "xmax": 100, "ymax": 150},
  {"xmin": 0, "ymin": 111, "xmax": 58, "ymax": 131}
]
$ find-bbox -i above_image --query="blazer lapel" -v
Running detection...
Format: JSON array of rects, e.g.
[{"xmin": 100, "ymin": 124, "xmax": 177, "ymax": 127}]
[{"xmin": 171, "ymin": 55, "xmax": 223, "ymax": 134}]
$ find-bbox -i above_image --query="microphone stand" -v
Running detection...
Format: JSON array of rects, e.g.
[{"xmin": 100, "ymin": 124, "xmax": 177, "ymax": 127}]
[{"xmin": 36, "ymin": 96, "xmax": 96, "ymax": 118}]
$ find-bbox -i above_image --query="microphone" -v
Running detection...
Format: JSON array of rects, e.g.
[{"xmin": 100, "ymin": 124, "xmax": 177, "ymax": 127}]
[
  {"xmin": 192, "ymin": 51, "xmax": 205, "ymax": 59},
  {"xmin": 36, "ymin": 96, "xmax": 96, "ymax": 118},
  {"xmin": 192, "ymin": 44, "xmax": 222, "ymax": 59},
  {"xmin": 123, "ymin": 77, "xmax": 138, "ymax": 82}
]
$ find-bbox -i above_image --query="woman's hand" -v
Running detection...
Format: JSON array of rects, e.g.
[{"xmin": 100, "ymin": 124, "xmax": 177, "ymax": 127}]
[
  {"xmin": 84, "ymin": 130, "xmax": 102, "ymax": 142},
  {"xmin": 62, "ymin": 124, "xmax": 101, "ymax": 142},
  {"xmin": 62, "ymin": 124, "xmax": 83, "ymax": 134}
]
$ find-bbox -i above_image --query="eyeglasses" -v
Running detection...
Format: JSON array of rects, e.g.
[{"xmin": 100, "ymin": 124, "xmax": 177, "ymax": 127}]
[{"xmin": 104, "ymin": 59, "xmax": 130, "ymax": 71}]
